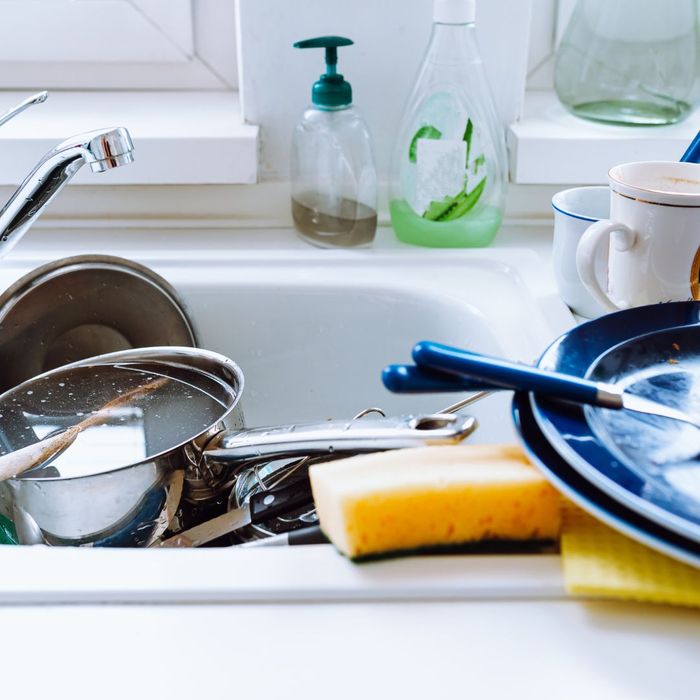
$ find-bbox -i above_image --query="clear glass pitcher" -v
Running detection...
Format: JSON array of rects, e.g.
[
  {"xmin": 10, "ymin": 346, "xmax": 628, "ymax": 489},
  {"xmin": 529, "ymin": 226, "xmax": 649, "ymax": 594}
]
[{"xmin": 554, "ymin": 0, "xmax": 697, "ymax": 126}]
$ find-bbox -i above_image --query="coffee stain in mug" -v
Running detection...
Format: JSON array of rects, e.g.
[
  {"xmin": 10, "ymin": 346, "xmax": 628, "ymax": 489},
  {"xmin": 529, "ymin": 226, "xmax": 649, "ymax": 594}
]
[
  {"xmin": 692, "ymin": 246, "xmax": 700, "ymax": 301},
  {"xmin": 666, "ymin": 176, "xmax": 700, "ymax": 186}
]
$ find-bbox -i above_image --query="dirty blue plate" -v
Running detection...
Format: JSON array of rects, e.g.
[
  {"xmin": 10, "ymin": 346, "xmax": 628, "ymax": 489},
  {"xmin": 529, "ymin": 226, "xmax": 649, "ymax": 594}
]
[
  {"xmin": 530, "ymin": 301, "xmax": 700, "ymax": 543},
  {"xmin": 513, "ymin": 392, "xmax": 700, "ymax": 568}
]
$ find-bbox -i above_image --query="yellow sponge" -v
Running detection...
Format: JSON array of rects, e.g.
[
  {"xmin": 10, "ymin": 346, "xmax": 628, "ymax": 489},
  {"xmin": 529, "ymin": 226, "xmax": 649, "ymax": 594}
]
[
  {"xmin": 309, "ymin": 444, "xmax": 561, "ymax": 559},
  {"xmin": 561, "ymin": 503, "xmax": 700, "ymax": 608}
]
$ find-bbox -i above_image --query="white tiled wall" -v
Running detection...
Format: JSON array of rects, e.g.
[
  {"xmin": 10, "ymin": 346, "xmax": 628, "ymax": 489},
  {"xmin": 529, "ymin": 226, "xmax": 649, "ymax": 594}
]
[{"xmin": 237, "ymin": 0, "xmax": 532, "ymax": 180}]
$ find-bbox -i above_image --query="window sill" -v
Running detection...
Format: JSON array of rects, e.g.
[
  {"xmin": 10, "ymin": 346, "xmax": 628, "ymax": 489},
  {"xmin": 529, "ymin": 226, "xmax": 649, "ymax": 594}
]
[
  {"xmin": 508, "ymin": 91, "xmax": 698, "ymax": 184},
  {"xmin": 0, "ymin": 91, "xmax": 259, "ymax": 185}
]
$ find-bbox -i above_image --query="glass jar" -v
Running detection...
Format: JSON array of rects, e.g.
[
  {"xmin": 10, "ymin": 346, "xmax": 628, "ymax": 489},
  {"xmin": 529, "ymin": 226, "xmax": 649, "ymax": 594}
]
[{"xmin": 554, "ymin": 0, "xmax": 697, "ymax": 126}]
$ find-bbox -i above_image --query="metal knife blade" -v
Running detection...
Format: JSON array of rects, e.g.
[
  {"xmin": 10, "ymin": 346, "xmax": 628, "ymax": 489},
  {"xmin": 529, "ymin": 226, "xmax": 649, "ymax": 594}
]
[
  {"xmin": 156, "ymin": 478, "xmax": 315, "ymax": 548},
  {"xmin": 158, "ymin": 503, "xmax": 251, "ymax": 548},
  {"xmin": 620, "ymin": 392, "xmax": 700, "ymax": 430}
]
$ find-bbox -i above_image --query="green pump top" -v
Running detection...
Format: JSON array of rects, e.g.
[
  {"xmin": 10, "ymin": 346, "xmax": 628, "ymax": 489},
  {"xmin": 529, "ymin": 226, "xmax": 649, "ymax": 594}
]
[{"xmin": 293, "ymin": 36, "xmax": 353, "ymax": 109}]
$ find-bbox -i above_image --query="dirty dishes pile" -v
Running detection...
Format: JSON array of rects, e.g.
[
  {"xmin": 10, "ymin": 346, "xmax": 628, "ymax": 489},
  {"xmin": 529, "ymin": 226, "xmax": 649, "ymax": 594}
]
[
  {"xmin": 383, "ymin": 301, "xmax": 700, "ymax": 567},
  {"xmin": 0, "ymin": 252, "xmax": 480, "ymax": 547},
  {"xmin": 0, "ymin": 346, "xmax": 476, "ymax": 546}
]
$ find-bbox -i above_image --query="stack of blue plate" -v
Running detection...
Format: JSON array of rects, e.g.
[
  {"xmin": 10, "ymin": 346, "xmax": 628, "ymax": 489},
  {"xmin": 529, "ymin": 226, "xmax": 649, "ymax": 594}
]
[
  {"xmin": 515, "ymin": 301, "xmax": 700, "ymax": 567},
  {"xmin": 383, "ymin": 301, "xmax": 700, "ymax": 566}
]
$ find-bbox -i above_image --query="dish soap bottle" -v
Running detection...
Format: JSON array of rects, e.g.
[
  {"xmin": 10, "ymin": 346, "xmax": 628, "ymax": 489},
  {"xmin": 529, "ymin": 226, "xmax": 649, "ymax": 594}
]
[
  {"xmin": 291, "ymin": 36, "xmax": 377, "ymax": 248},
  {"xmin": 389, "ymin": 0, "xmax": 506, "ymax": 247}
]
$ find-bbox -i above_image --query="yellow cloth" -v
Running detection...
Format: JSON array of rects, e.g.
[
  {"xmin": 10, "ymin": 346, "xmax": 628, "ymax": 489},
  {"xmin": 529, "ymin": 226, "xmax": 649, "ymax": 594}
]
[{"xmin": 560, "ymin": 503, "xmax": 700, "ymax": 608}]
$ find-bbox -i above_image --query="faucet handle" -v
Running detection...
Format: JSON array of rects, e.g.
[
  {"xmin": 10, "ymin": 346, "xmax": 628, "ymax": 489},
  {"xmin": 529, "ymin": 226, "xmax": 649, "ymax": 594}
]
[{"xmin": 0, "ymin": 91, "xmax": 48, "ymax": 129}]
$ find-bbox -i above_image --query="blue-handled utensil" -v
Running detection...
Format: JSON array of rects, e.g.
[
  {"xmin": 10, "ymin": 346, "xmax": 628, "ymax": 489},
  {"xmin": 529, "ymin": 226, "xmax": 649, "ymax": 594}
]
[
  {"xmin": 680, "ymin": 131, "xmax": 700, "ymax": 163},
  {"xmin": 382, "ymin": 363, "xmax": 493, "ymax": 393},
  {"xmin": 411, "ymin": 340, "xmax": 700, "ymax": 430}
]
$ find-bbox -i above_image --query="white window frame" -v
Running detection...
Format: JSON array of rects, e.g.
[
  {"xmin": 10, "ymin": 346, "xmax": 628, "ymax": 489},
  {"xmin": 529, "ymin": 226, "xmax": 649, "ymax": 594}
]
[
  {"xmin": 526, "ymin": 0, "xmax": 576, "ymax": 91},
  {"xmin": 0, "ymin": 0, "xmax": 238, "ymax": 89},
  {"xmin": 0, "ymin": 0, "xmax": 259, "ymax": 188}
]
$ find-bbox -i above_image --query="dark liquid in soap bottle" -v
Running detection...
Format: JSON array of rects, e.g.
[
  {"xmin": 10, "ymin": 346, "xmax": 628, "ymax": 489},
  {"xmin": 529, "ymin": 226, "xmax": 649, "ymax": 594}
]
[{"xmin": 292, "ymin": 192, "xmax": 377, "ymax": 248}]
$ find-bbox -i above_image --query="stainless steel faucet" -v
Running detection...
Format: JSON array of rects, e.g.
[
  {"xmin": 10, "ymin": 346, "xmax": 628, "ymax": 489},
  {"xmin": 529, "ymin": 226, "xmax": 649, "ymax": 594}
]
[{"xmin": 0, "ymin": 127, "xmax": 134, "ymax": 257}]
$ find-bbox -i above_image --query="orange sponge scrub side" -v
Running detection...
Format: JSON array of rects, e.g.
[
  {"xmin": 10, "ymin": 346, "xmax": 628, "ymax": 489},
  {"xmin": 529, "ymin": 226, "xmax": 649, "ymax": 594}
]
[{"xmin": 309, "ymin": 444, "xmax": 562, "ymax": 559}]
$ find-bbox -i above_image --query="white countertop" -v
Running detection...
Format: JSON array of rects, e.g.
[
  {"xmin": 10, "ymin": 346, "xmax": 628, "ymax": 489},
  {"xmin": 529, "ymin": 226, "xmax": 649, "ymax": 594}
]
[{"xmin": 5, "ymin": 599, "xmax": 699, "ymax": 700}]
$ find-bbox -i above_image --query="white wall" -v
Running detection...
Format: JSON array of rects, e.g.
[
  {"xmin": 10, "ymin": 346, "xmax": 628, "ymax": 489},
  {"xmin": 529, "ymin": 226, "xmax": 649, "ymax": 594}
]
[{"xmin": 237, "ymin": 0, "xmax": 532, "ymax": 181}]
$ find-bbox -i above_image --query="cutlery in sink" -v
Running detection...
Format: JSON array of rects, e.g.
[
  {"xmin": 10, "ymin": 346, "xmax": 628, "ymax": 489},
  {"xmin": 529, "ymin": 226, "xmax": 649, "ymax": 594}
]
[
  {"xmin": 156, "ymin": 478, "xmax": 314, "ymax": 548},
  {"xmin": 385, "ymin": 340, "xmax": 700, "ymax": 431}
]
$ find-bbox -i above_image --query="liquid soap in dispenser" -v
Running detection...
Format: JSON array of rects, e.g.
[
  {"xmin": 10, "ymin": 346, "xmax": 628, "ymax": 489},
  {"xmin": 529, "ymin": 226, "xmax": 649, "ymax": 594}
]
[
  {"xmin": 389, "ymin": 0, "xmax": 507, "ymax": 247},
  {"xmin": 291, "ymin": 36, "xmax": 377, "ymax": 248}
]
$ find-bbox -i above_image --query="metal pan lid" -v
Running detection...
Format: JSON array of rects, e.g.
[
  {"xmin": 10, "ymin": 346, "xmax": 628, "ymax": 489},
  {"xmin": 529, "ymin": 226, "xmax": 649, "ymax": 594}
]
[{"xmin": 0, "ymin": 347, "xmax": 243, "ymax": 481}]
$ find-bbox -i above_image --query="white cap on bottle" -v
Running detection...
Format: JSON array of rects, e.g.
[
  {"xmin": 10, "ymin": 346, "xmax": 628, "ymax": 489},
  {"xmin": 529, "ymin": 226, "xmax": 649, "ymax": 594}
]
[{"xmin": 433, "ymin": 0, "xmax": 475, "ymax": 24}]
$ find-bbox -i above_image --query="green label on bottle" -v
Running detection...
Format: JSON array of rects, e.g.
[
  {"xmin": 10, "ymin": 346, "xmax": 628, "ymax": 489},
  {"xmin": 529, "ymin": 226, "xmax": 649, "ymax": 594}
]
[{"xmin": 404, "ymin": 113, "xmax": 486, "ymax": 221}]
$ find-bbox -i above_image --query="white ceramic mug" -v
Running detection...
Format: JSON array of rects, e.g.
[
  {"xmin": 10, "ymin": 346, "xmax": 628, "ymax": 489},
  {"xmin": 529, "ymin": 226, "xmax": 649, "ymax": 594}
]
[
  {"xmin": 576, "ymin": 161, "xmax": 700, "ymax": 311},
  {"xmin": 551, "ymin": 186, "xmax": 610, "ymax": 318}
]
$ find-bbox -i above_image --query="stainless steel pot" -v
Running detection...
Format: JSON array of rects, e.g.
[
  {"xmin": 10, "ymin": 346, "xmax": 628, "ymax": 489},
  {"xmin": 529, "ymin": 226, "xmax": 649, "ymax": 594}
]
[
  {"xmin": 0, "ymin": 347, "xmax": 477, "ymax": 546},
  {"xmin": 0, "ymin": 255, "xmax": 198, "ymax": 393}
]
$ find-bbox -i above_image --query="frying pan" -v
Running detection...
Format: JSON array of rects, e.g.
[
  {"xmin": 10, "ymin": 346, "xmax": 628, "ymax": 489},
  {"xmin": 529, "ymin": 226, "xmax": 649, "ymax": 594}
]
[{"xmin": 0, "ymin": 346, "xmax": 477, "ymax": 546}]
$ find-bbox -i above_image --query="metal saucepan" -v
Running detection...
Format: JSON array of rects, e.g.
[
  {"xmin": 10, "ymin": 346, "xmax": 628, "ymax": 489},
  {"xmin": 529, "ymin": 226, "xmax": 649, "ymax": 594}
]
[
  {"xmin": 0, "ymin": 254, "xmax": 198, "ymax": 393},
  {"xmin": 0, "ymin": 347, "xmax": 477, "ymax": 547}
]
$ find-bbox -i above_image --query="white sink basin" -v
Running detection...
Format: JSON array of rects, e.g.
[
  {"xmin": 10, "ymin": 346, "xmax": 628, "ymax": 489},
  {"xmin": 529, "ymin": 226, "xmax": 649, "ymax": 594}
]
[
  {"xmin": 167, "ymin": 246, "xmax": 572, "ymax": 441},
  {"xmin": 0, "ymin": 227, "xmax": 575, "ymax": 602}
]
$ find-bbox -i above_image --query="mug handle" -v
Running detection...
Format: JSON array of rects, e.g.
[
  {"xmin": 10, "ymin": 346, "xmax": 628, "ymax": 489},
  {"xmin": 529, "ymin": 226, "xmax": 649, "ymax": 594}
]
[{"xmin": 576, "ymin": 219, "xmax": 637, "ymax": 313}]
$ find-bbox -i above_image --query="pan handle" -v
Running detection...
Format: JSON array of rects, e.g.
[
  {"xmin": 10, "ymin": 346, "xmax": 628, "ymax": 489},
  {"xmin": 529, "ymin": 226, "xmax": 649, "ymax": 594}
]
[{"xmin": 201, "ymin": 413, "xmax": 478, "ymax": 473}]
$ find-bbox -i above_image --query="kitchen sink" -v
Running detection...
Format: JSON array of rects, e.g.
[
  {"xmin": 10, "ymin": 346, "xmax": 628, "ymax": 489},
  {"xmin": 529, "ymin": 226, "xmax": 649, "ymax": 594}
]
[
  {"xmin": 165, "ymin": 241, "xmax": 572, "ymax": 441},
  {"xmin": 0, "ymin": 226, "xmax": 575, "ymax": 603}
]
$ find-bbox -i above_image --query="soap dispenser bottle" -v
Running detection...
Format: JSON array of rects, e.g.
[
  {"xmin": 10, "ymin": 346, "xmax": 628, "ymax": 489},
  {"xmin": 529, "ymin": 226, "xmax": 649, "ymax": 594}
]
[
  {"xmin": 389, "ymin": 0, "xmax": 507, "ymax": 247},
  {"xmin": 291, "ymin": 36, "xmax": 377, "ymax": 248}
]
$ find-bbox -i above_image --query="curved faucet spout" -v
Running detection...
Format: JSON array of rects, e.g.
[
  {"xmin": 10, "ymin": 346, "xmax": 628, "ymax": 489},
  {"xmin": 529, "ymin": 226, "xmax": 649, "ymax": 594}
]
[{"xmin": 0, "ymin": 126, "xmax": 134, "ymax": 258}]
